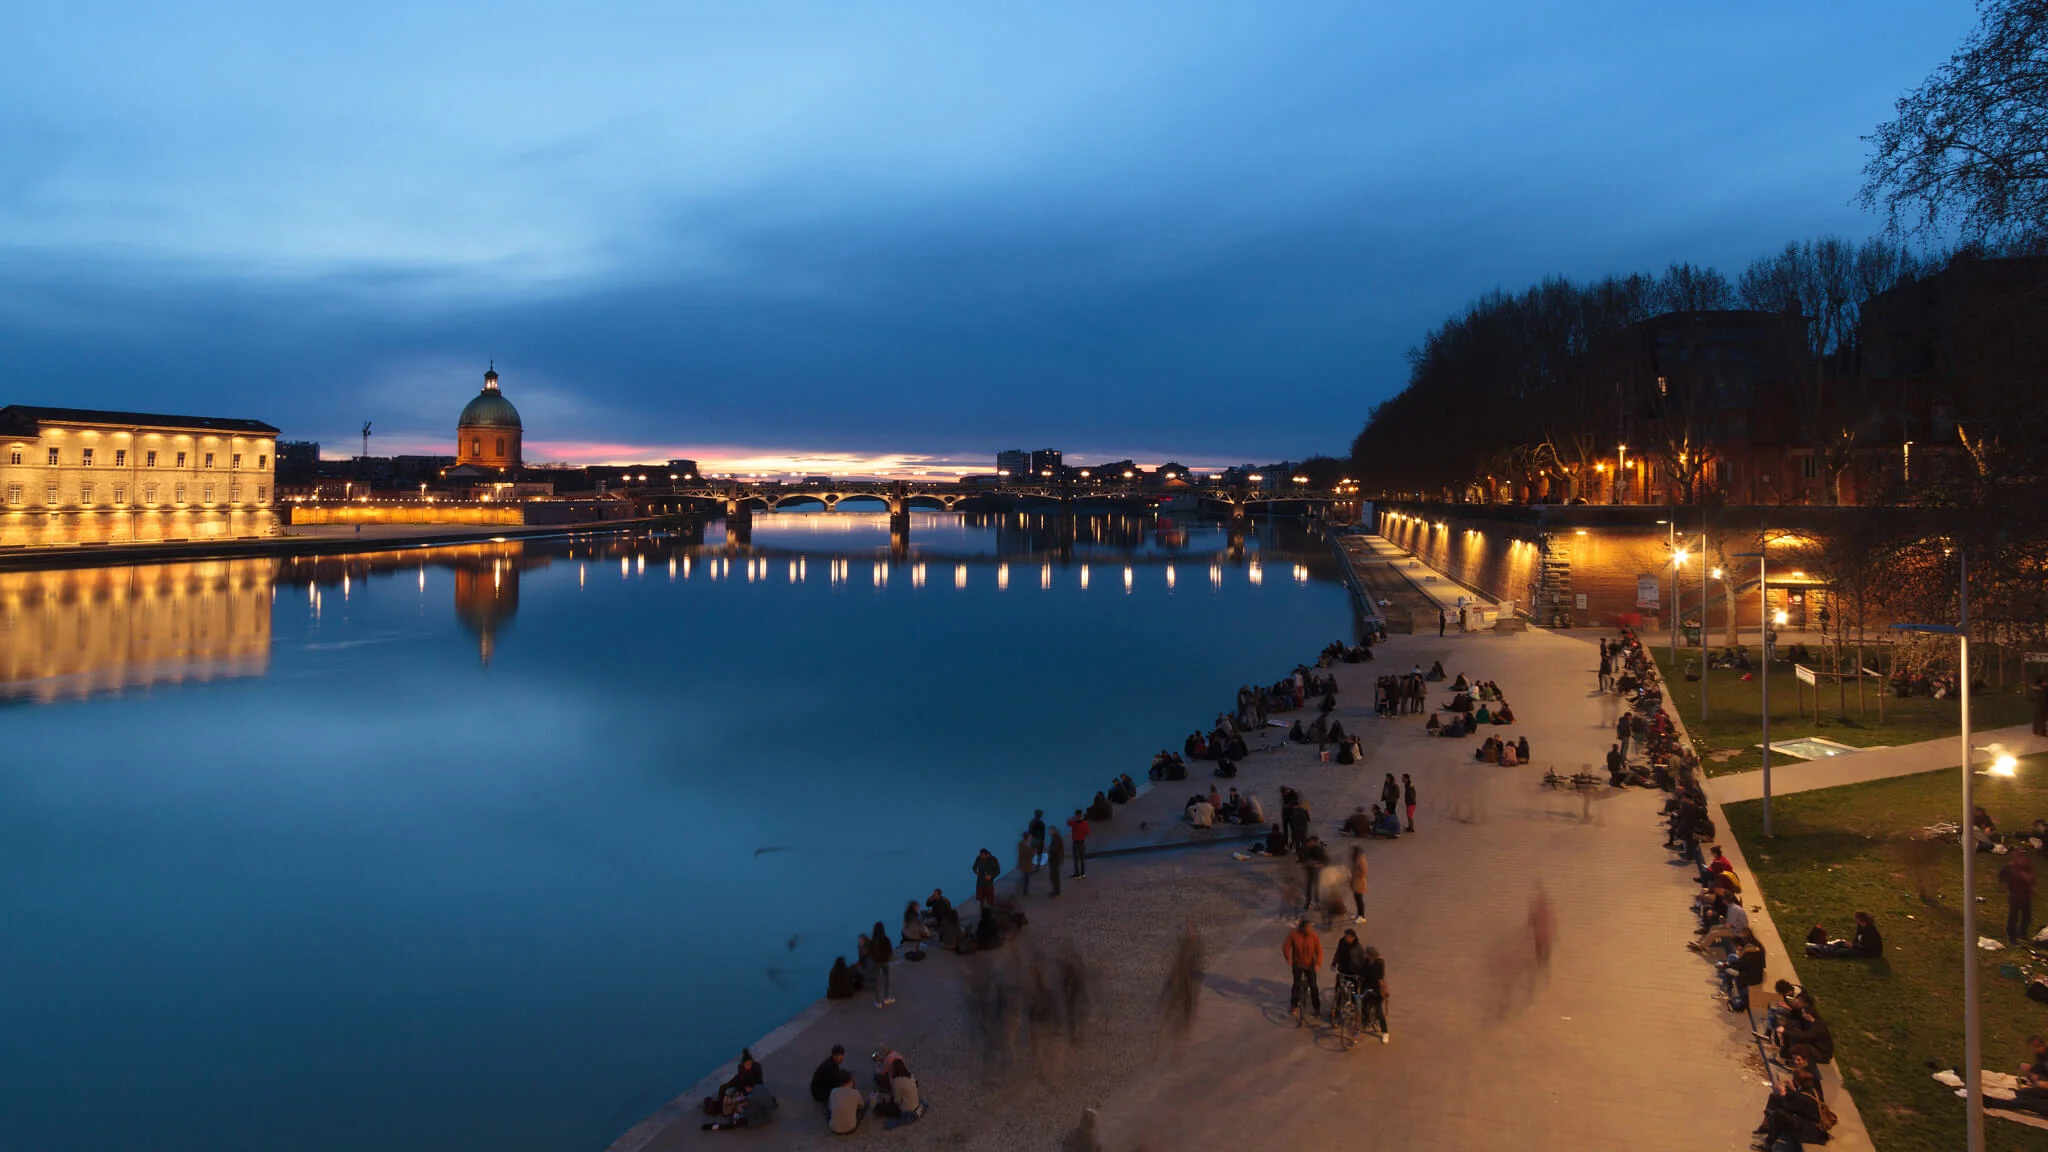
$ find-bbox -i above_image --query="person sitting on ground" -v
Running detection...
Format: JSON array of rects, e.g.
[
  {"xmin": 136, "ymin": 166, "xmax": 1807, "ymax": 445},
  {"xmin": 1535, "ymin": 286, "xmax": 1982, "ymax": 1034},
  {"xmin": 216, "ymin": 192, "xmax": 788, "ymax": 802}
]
[
  {"xmin": 1494, "ymin": 701, "xmax": 1515, "ymax": 724},
  {"xmin": 2008, "ymin": 1036, "xmax": 2048, "ymax": 1115},
  {"xmin": 900, "ymin": 900, "xmax": 930, "ymax": 957},
  {"xmin": 1241, "ymin": 791, "xmax": 1266, "ymax": 825},
  {"xmin": 1474, "ymin": 702, "xmax": 1494, "ymax": 725},
  {"xmin": 1691, "ymin": 895, "xmax": 1750, "ymax": 953},
  {"xmin": 1119, "ymin": 773, "xmax": 1138, "ymax": 799},
  {"xmin": 709, "ymin": 1050, "xmax": 764, "ymax": 1118},
  {"xmin": 811, "ymin": 1045, "xmax": 847, "ymax": 1109},
  {"xmin": 1516, "ymin": 736, "xmax": 1531, "ymax": 762},
  {"xmin": 827, "ymin": 1070, "xmax": 866, "ymax": 1135},
  {"xmin": 1499, "ymin": 739, "xmax": 1520, "ymax": 766},
  {"xmin": 826, "ymin": 956, "xmax": 862, "ymax": 999},
  {"xmin": 1087, "ymin": 792, "xmax": 1115, "ymax": 822},
  {"xmin": 1805, "ymin": 911, "xmax": 1882, "ymax": 959},
  {"xmin": 870, "ymin": 1048, "xmax": 924, "ymax": 1121},
  {"xmin": 1764, "ymin": 979, "xmax": 1809, "ymax": 1033},
  {"xmin": 1975, "ymin": 804, "xmax": 2000, "ymax": 852},
  {"xmin": 1425, "ymin": 713, "xmax": 1442, "ymax": 734},
  {"xmin": 1778, "ymin": 1004, "xmax": 1834, "ymax": 1064},
  {"xmin": 1342, "ymin": 806, "xmax": 1374, "ymax": 837},
  {"xmin": 1451, "ymin": 673, "xmax": 1470, "ymax": 692},
  {"xmin": 1427, "ymin": 660, "xmax": 1445, "ymax": 681},
  {"xmin": 1187, "ymin": 795, "xmax": 1215, "ymax": 829},
  {"xmin": 1289, "ymin": 719, "xmax": 1309, "ymax": 743},
  {"xmin": 1329, "ymin": 720, "xmax": 1348, "ymax": 746},
  {"xmin": 1372, "ymin": 806, "xmax": 1402, "ymax": 838},
  {"xmin": 935, "ymin": 903, "xmax": 963, "ymax": 951},
  {"xmin": 1716, "ymin": 932, "xmax": 1766, "ymax": 1012},
  {"xmin": 1263, "ymin": 821, "xmax": 1289, "ymax": 855}
]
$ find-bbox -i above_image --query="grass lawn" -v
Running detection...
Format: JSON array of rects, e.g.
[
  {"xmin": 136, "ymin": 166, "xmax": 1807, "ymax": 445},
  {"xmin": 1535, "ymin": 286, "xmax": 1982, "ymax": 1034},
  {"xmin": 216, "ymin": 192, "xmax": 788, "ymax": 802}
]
[
  {"xmin": 1724, "ymin": 757, "xmax": 2048, "ymax": 1152},
  {"xmin": 1653, "ymin": 649, "xmax": 2036, "ymax": 776}
]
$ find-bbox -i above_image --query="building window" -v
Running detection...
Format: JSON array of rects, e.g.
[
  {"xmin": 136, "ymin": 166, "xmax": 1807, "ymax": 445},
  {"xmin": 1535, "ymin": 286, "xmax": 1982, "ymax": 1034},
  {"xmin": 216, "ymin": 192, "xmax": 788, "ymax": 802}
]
[
  {"xmin": 45, "ymin": 485, "xmax": 59, "ymax": 505},
  {"xmin": 114, "ymin": 449, "xmax": 127, "ymax": 467},
  {"xmin": 8, "ymin": 449, "xmax": 18, "ymax": 465},
  {"xmin": 495, "ymin": 436, "xmax": 506, "ymax": 456},
  {"xmin": 204, "ymin": 452, "xmax": 215, "ymax": 469},
  {"xmin": 146, "ymin": 450, "xmax": 158, "ymax": 467},
  {"xmin": 471, "ymin": 437, "xmax": 482, "ymax": 456},
  {"xmin": 176, "ymin": 451, "xmax": 187, "ymax": 467},
  {"xmin": 231, "ymin": 453, "xmax": 242, "ymax": 469},
  {"xmin": 1800, "ymin": 455, "xmax": 1819, "ymax": 480},
  {"xmin": 203, "ymin": 484, "xmax": 214, "ymax": 503},
  {"xmin": 144, "ymin": 483, "xmax": 158, "ymax": 504},
  {"xmin": 175, "ymin": 483, "xmax": 187, "ymax": 503},
  {"xmin": 257, "ymin": 484, "xmax": 268, "ymax": 502},
  {"xmin": 229, "ymin": 485, "xmax": 241, "ymax": 502},
  {"xmin": 113, "ymin": 486, "xmax": 126, "ymax": 504},
  {"xmin": 81, "ymin": 484, "xmax": 93, "ymax": 504},
  {"xmin": 6, "ymin": 484, "xmax": 19, "ymax": 505},
  {"xmin": 258, "ymin": 454, "xmax": 267, "ymax": 469},
  {"xmin": 82, "ymin": 447, "xmax": 95, "ymax": 466},
  {"xmin": 47, "ymin": 447, "xmax": 59, "ymax": 465}
]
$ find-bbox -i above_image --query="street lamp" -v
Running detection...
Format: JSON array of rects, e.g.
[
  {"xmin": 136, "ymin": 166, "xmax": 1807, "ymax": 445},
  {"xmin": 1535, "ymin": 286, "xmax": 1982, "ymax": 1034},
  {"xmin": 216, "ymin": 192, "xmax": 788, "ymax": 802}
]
[
  {"xmin": 1705, "ymin": 566, "xmax": 1725, "ymax": 723},
  {"xmin": 1734, "ymin": 545, "xmax": 1773, "ymax": 836},
  {"xmin": 1892, "ymin": 549, "xmax": 1981, "ymax": 1152},
  {"xmin": 1615, "ymin": 444, "xmax": 1628, "ymax": 503},
  {"xmin": 1658, "ymin": 519, "xmax": 1675, "ymax": 662}
]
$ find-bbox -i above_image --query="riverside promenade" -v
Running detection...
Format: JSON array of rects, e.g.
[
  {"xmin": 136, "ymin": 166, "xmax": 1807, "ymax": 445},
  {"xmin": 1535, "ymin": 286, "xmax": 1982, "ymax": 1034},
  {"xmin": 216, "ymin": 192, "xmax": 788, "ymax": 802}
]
[{"xmin": 618, "ymin": 542, "xmax": 1780, "ymax": 1152}]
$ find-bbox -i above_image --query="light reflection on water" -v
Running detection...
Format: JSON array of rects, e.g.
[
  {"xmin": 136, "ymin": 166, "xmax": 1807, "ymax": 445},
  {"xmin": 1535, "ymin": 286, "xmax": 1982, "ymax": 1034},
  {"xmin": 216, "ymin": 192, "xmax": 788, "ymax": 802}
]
[{"xmin": 0, "ymin": 511, "xmax": 1351, "ymax": 1152}]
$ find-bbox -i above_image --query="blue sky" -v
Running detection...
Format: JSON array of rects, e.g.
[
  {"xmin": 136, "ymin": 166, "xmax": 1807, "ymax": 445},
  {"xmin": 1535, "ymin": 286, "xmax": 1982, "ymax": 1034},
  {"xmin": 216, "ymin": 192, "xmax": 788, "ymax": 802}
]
[{"xmin": 0, "ymin": 1, "xmax": 1975, "ymax": 471}]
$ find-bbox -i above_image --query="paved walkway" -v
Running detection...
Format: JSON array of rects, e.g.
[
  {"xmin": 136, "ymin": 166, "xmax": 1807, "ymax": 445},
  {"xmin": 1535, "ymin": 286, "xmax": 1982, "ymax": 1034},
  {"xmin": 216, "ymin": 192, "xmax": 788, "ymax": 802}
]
[
  {"xmin": 1712, "ymin": 724, "xmax": 2048, "ymax": 804},
  {"xmin": 613, "ymin": 553, "xmax": 1788, "ymax": 1151}
]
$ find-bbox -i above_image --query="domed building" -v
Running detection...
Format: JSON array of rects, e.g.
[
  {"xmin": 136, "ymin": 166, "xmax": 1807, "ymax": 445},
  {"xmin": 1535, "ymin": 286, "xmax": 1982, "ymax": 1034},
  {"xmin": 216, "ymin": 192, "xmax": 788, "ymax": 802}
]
[{"xmin": 456, "ymin": 365, "xmax": 522, "ymax": 471}]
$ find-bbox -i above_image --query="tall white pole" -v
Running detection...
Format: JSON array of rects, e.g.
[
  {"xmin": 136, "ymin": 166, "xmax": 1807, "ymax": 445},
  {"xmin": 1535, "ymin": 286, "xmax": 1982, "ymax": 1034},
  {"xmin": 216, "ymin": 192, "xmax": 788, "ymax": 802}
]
[
  {"xmin": 1669, "ymin": 519, "xmax": 1678, "ymax": 665},
  {"xmin": 1760, "ymin": 543, "xmax": 1772, "ymax": 838},
  {"xmin": 1960, "ymin": 550, "xmax": 1983, "ymax": 1152},
  {"xmin": 1702, "ymin": 511, "xmax": 1710, "ymax": 723}
]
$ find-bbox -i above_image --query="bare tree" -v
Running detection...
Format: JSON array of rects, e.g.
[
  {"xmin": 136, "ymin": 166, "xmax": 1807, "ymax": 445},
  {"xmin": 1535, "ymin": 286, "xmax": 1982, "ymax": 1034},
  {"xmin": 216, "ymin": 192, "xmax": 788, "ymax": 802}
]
[{"xmin": 1861, "ymin": 0, "xmax": 2048, "ymax": 249}]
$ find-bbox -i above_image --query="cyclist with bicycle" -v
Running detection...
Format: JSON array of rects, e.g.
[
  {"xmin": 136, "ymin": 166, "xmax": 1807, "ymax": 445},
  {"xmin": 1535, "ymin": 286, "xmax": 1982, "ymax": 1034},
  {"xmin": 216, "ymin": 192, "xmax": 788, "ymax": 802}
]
[{"xmin": 1329, "ymin": 929, "xmax": 1374, "ymax": 1046}]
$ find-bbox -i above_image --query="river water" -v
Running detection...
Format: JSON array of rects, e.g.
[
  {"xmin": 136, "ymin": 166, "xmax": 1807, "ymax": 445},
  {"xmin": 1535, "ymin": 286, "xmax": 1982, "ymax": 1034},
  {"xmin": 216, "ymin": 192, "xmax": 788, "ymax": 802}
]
[{"xmin": 0, "ymin": 510, "xmax": 1351, "ymax": 1152}]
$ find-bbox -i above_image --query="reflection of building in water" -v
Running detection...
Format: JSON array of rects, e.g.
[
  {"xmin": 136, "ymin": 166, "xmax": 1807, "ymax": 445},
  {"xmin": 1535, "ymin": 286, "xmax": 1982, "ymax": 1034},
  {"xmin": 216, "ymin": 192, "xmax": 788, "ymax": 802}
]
[
  {"xmin": 278, "ymin": 541, "xmax": 552, "ymax": 667},
  {"xmin": 0, "ymin": 559, "xmax": 276, "ymax": 701},
  {"xmin": 452, "ymin": 554, "xmax": 520, "ymax": 667}
]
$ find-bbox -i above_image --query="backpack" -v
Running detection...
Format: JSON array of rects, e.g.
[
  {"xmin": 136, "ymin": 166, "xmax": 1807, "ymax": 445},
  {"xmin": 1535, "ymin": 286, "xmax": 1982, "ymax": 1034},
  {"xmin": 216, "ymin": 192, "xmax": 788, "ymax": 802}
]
[
  {"xmin": 742, "ymin": 1088, "xmax": 779, "ymax": 1126},
  {"xmin": 2026, "ymin": 977, "xmax": 2048, "ymax": 1004}
]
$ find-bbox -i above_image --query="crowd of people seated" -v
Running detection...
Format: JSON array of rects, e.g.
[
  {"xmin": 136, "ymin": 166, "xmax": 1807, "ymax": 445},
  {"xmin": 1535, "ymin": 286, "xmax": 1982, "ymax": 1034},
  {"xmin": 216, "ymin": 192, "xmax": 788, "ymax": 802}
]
[
  {"xmin": 1317, "ymin": 638, "xmax": 1374, "ymax": 666},
  {"xmin": 1184, "ymin": 785, "xmax": 1266, "ymax": 829},
  {"xmin": 1473, "ymin": 734, "xmax": 1531, "ymax": 765}
]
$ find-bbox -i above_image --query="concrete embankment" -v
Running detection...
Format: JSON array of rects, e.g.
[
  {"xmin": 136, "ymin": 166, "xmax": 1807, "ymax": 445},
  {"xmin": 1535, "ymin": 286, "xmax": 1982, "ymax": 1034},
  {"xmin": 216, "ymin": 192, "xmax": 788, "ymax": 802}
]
[{"xmin": 0, "ymin": 515, "xmax": 694, "ymax": 572}]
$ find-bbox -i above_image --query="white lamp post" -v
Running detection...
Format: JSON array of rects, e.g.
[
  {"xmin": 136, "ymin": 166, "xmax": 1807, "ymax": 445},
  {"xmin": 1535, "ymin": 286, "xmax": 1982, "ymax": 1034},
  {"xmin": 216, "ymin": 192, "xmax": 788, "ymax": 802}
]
[{"xmin": 1892, "ymin": 547, "xmax": 1981, "ymax": 1152}]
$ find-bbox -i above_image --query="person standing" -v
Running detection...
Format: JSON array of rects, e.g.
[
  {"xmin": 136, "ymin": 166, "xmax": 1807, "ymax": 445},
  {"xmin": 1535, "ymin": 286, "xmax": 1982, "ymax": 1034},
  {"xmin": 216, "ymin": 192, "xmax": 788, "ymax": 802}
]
[
  {"xmin": 1616, "ymin": 713, "xmax": 1632, "ymax": 757},
  {"xmin": 1015, "ymin": 831, "xmax": 1037, "ymax": 897},
  {"xmin": 1028, "ymin": 809, "xmax": 1047, "ymax": 854},
  {"xmin": 1439, "ymin": 608, "xmax": 1448, "ymax": 637},
  {"xmin": 866, "ymin": 921, "xmax": 896, "ymax": 1007},
  {"xmin": 1301, "ymin": 835, "xmax": 1329, "ymax": 913},
  {"xmin": 1402, "ymin": 773, "xmax": 1418, "ymax": 833},
  {"xmin": 1046, "ymin": 829, "xmax": 1066, "ymax": 897},
  {"xmin": 1380, "ymin": 773, "xmax": 1400, "ymax": 820},
  {"xmin": 1348, "ymin": 845, "xmax": 1369, "ymax": 924},
  {"xmin": 1598, "ymin": 651, "xmax": 1612, "ymax": 692},
  {"xmin": 1283, "ymin": 918, "xmax": 1323, "ymax": 1024},
  {"xmin": 2003, "ymin": 852, "xmax": 2038, "ymax": 944},
  {"xmin": 1066, "ymin": 809, "xmax": 1090, "ymax": 877},
  {"xmin": 972, "ymin": 848, "xmax": 1001, "ymax": 907},
  {"xmin": 1285, "ymin": 792, "xmax": 1310, "ymax": 859},
  {"xmin": 1361, "ymin": 945, "xmax": 1389, "ymax": 1042}
]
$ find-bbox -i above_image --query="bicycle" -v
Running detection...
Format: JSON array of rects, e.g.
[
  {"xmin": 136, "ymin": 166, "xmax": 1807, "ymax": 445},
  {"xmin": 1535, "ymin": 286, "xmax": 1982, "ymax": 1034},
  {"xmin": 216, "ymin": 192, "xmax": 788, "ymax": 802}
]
[{"xmin": 1332, "ymin": 973, "xmax": 1366, "ymax": 1047}]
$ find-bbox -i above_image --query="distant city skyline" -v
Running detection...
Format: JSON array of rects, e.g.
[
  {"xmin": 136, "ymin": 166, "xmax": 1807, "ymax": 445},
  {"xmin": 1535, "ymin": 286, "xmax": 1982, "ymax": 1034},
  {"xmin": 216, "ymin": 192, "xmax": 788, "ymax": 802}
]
[{"xmin": 1, "ymin": 1, "xmax": 1976, "ymax": 465}]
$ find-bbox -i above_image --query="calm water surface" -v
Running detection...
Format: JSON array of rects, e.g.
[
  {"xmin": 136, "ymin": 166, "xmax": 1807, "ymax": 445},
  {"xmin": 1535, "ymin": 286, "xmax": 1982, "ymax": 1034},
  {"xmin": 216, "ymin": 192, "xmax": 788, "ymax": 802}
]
[{"xmin": 0, "ymin": 511, "xmax": 1350, "ymax": 1152}]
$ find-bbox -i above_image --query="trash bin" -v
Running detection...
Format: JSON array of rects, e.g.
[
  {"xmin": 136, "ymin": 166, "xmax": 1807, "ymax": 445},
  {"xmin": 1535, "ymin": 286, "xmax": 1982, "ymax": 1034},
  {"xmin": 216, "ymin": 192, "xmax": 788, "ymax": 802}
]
[{"xmin": 1682, "ymin": 624, "xmax": 1701, "ymax": 647}]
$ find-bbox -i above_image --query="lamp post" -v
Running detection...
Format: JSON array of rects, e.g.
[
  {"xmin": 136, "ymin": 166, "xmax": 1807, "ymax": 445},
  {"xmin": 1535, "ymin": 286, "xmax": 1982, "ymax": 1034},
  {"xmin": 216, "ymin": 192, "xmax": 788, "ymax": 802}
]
[
  {"xmin": 1658, "ymin": 519, "xmax": 1675, "ymax": 663},
  {"xmin": 1892, "ymin": 549, "xmax": 1981, "ymax": 1152},
  {"xmin": 1735, "ymin": 544, "xmax": 1771, "ymax": 836},
  {"xmin": 1705, "ymin": 566, "xmax": 1723, "ymax": 723}
]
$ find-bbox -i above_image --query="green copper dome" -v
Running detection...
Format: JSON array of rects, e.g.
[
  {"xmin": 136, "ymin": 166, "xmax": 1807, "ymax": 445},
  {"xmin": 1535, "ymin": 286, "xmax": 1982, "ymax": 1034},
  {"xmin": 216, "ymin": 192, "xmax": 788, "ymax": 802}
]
[{"xmin": 458, "ymin": 367, "xmax": 522, "ymax": 430}]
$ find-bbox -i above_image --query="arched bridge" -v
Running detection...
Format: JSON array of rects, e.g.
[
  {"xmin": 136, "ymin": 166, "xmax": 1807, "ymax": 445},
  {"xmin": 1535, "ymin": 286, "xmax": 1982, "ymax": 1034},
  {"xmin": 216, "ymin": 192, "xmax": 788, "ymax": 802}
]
[{"xmin": 668, "ymin": 479, "xmax": 1344, "ymax": 523}]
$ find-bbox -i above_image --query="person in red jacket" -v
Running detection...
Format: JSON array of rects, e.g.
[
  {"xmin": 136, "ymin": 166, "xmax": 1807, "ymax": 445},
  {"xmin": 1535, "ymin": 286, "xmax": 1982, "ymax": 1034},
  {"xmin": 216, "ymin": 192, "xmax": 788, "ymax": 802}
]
[
  {"xmin": 1066, "ymin": 810, "xmax": 1090, "ymax": 878},
  {"xmin": 1283, "ymin": 918, "xmax": 1323, "ymax": 1023}
]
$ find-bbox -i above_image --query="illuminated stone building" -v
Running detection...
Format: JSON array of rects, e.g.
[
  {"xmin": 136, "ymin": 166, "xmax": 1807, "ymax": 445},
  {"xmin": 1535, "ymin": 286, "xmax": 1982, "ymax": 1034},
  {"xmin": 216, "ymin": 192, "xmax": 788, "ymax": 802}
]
[
  {"xmin": 0, "ymin": 558, "xmax": 275, "ymax": 701},
  {"xmin": 0, "ymin": 406, "xmax": 279, "ymax": 547},
  {"xmin": 455, "ymin": 365, "xmax": 523, "ymax": 472}
]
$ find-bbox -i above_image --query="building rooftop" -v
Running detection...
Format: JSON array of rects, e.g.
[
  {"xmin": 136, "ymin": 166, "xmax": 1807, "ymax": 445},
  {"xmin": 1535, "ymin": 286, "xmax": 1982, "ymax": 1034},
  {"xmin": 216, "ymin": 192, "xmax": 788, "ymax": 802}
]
[{"xmin": 0, "ymin": 405, "xmax": 280, "ymax": 435}]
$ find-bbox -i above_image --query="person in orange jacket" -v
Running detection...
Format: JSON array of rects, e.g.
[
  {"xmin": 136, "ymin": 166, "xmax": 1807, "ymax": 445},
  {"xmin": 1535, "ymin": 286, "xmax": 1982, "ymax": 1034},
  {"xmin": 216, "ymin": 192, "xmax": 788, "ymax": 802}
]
[{"xmin": 1283, "ymin": 918, "xmax": 1323, "ymax": 1023}]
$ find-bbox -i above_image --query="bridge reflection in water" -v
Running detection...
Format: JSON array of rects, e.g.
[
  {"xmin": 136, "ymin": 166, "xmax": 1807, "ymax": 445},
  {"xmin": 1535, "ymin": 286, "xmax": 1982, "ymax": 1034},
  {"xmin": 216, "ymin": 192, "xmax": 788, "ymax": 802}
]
[{"xmin": 0, "ymin": 511, "xmax": 1332, "ymax": 699}]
